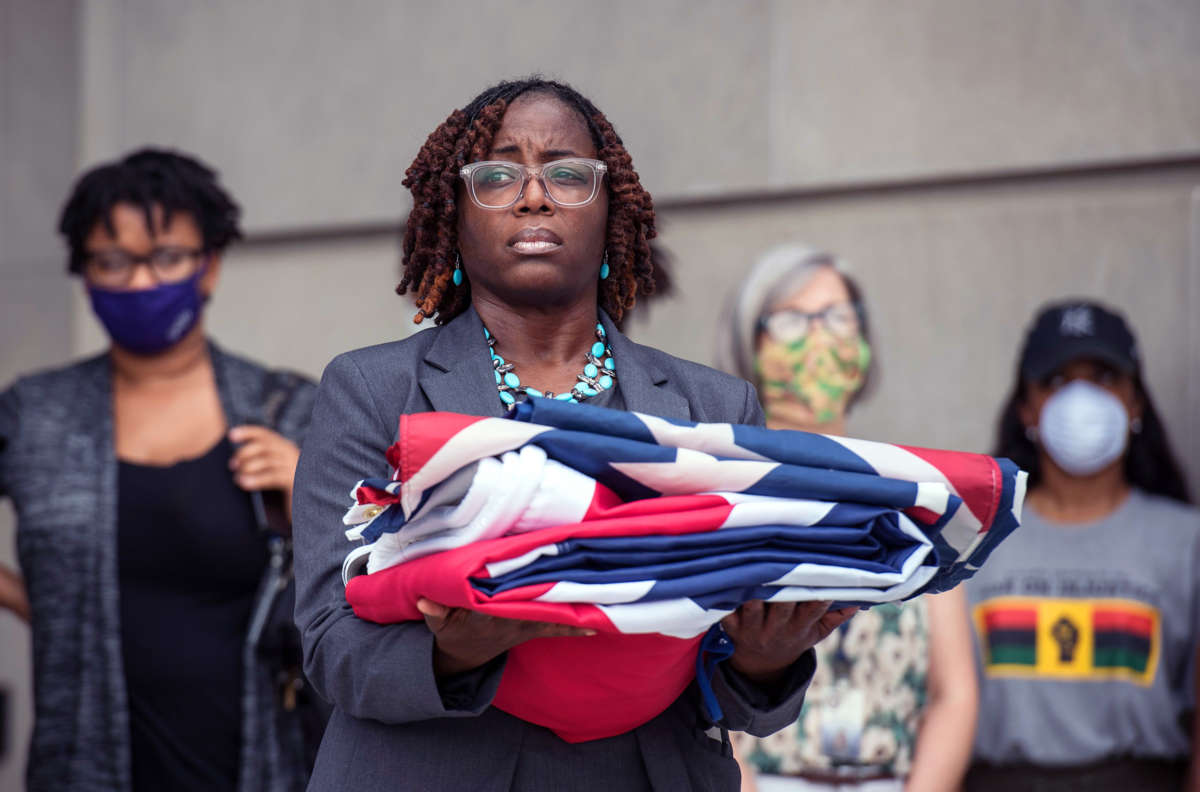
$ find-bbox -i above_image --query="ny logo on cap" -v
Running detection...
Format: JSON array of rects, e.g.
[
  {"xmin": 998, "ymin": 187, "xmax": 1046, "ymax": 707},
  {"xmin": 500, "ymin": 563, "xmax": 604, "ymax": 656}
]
[{"xmin": 1059, "ymin": 306, "xmax": 1094, "ymax": 337}]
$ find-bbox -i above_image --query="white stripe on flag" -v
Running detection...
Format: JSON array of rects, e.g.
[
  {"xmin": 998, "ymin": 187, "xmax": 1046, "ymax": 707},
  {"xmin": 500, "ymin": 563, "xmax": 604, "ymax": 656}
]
[
  {"xmin": 597, "ymin": 599, "xmax": 735, "ymax": 639},
  {"xmin": 914, "ymin": 482, "xmax": 951, "ymax": 515},
  {"xmin": 535, "ymin": 579, "xmax": 656, "ymax": 605},
  {"xmin": 401, "ymin": 419, "xmax": 549, "ymax": 516},
  {"xmin": 609, "ymin": 449, "xmax": 778, "ymax": 496},
  {"xmin": 762, "ymin": 563, "xmax": 938, "ymax": 604},
  {"xmin": 484, "ymin": 543, "xmax": 561, "ymax": 578},
  {"xmin": 718, "ymin": 494, "xmax": 838, "ymax": 528},
  {"xmin": 636, "ymin": 413, "xmax": 772, "ymax": 461},
  {"xmin": 1012, "ymin": 470, "xmax": 1028, "ymax": 522}
]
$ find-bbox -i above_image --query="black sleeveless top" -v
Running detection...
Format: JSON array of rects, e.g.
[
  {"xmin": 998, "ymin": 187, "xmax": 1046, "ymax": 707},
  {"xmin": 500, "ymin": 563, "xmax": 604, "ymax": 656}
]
[{"xmin": 117, "ymin": 436, "xmax": 269, "ymax": 791}]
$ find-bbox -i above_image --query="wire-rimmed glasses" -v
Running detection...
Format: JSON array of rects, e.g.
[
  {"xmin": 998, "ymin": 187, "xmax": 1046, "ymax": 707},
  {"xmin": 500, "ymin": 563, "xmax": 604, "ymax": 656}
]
[
  {"xmin": 459, "ymin": 158, "xmax": 607, "ymax": 210},
  {"xmin": 83, "ymin": 247, "xmax": 206, "ymax": 289}
]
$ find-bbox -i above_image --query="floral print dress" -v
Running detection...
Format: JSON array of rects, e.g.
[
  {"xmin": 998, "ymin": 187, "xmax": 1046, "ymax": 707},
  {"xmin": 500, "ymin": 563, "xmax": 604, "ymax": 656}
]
[{"xmin": 742, "ymin": 598, "xmax": 930, "ymax": 778}]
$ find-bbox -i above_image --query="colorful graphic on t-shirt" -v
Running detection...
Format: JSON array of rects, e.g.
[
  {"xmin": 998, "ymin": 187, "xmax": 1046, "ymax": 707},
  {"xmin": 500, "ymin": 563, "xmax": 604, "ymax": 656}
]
[{"xmin": 974, "ymin": 597, "xmax": 1159, "ymax": 685}]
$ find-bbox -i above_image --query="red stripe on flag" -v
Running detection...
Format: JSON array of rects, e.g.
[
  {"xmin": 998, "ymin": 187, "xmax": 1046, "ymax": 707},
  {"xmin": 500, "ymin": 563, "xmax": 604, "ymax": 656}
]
[
  {"xmin": 904, "ymin": 505, "xmax": 942, "ymax": 526},
  {"xmin": 982, "ymin": 608, "xmax": 1037, "ymax": 630},
  {"xmin": 896, "ymin": 444, "xmax": 1002, "ymax": 529},
  {"xmin": 355, "ymin": 486, "xmax": 400, "ymax": 506},
  {"xmin": 394, "ymin": 412, "xmax": 488, "ymax": 482},
  {"xmin": 1093, "ymin": 609, "xmax": 1154, "ymax": 637},
  {"xmin": 583, "ymin": 482, "xmax": 624, "ymax": 520},
  {"xmin": 494, "ymin": 630, "xmax": 701, "ymax": 743}
]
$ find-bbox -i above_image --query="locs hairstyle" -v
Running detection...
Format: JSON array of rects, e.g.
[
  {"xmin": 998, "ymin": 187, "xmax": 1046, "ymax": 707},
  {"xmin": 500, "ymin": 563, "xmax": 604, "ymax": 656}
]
[
  {"xmin": 58, "ymin": 147, "xmax": 243, "ymax": 273},
  {"xmin": 398, "ymin": 77, "xmax": 658, "ymax": 325},
  {"xmin": 992, "ymin": 365, "xmax": 1192, "ymax": 504}
]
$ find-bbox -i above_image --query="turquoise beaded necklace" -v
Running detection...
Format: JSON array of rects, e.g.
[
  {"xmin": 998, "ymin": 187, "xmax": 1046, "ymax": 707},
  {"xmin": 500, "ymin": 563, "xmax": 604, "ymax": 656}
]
[{"xmin": 485, "ymin": 322, "xmax": 617, "ymax": 406}]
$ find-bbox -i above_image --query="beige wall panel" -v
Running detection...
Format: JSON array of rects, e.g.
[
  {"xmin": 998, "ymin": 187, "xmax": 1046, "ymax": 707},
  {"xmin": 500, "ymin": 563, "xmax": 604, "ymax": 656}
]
[
  {"xmin": 768, "ymin": 0, "xmax": 1200, "ymax": 186},
  {"xmin": 644, "ymin": 169, "xmax": 1200, "ymax": 496},
  {"xmin": 81, "ymin": 0, "xmax": 771, "ymax": 233},
  {"xmin": 75, "ymin": 0, "xmax": 1200, "ymax": 236},
  {"xmin": 1, "ymin": 0, "xmax": 79, "ymax": 261}
]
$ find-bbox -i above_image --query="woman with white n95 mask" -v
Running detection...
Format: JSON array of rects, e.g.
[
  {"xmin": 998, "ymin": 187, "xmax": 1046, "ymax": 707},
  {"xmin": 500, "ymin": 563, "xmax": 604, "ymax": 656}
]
[
  {"xmin": 1036, "ymin": 378, "xmax": 1132, "ymax": 477},
  {"xmin": 965, "ymin": 299, "xmax": 1199, "ymax": 792}
]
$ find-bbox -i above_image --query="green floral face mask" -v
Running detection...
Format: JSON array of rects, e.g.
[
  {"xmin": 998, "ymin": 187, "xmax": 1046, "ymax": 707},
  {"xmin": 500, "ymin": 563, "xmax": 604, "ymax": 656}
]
[{"xmin": 756, "ymin": 328, "xmax": 871, "ymax": 425}]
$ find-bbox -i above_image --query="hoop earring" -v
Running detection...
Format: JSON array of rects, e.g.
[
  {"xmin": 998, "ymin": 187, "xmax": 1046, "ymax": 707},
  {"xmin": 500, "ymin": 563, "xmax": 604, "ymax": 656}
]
[
  {"xmin": 452, "ymin": 252, "xmax": 464, "ymax": 286},
  {"xmin": 599, "ymin": 250, "xmax": 610, "ymax": 280}
]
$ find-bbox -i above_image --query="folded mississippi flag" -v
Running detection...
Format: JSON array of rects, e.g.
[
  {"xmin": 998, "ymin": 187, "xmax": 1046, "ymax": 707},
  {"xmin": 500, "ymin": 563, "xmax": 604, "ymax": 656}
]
[{"xmin": 341, "ymin": 398, "xmax": 1025, "ymax": 741}]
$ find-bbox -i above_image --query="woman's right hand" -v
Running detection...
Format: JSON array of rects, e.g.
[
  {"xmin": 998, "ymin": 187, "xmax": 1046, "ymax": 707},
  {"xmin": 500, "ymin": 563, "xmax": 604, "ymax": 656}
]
[
  {"xmin": 417, "ymin": 597, "xmax": 596, "ymax": 678},
  {"xmin": 0, "ymin": 565, "xmax": 30, "ymax": 622}
]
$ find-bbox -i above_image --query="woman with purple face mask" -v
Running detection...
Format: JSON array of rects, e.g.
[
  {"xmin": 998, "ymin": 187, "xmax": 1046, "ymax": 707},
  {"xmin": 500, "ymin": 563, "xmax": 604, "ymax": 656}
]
[
  {"xmin": 967, "ymin": 299, "xmax": 1199, "ymax": 791},
  {"xmin": 0, "ymin": 149, "xmax": 321, "ymax": 792}
]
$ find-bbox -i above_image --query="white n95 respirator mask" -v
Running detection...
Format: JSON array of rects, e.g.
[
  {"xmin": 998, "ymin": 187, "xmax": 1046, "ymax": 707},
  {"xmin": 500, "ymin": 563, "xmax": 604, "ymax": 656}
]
[{"xmin": 1037, "ymin": 380, "xmax": 1130, "ymax": 476}]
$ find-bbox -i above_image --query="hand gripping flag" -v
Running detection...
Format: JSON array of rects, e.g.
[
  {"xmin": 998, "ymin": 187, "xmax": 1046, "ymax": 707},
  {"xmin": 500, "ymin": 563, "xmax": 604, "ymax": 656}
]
[{"xmin": 340, "ymin": 398, "xmax": 1025, "ymax": 742}]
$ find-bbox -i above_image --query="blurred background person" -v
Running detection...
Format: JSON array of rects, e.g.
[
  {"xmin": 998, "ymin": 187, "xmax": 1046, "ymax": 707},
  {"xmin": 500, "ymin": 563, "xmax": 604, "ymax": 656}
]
[
  {"xmin": 721, "ymin": 245, "xmax": 978, "ymax": 792},
  {"xmin": 0, "ymin": 149, "xmax": 322, "ymax": 792},
  {"xmin": 967, "ymin": 300, "xmax": 1199, "ymax": 791}
]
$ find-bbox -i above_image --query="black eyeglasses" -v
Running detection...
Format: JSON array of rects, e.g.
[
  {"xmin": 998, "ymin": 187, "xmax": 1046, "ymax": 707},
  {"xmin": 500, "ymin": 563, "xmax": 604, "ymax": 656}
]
[
  {"xmin": 758, "ymin": 302, "xmax": 862, "ymax": 343},
  {"xmin": 459, "ymin": 158, "xmax": 607, "ymax": 209},
  {"xmin": 83, "ymin": 247, "xmax": 206, "ymax": 288}
]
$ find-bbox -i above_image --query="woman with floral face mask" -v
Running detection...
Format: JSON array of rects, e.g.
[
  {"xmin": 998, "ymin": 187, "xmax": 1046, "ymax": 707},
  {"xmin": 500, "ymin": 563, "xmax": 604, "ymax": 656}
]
[
  {"xmin": 720, "ymin": 245, "xmax": 979, "ymax": 792},
  {"xmin": 0, "ymin": 149, "xmax": 323, "ymax": 792},
  {"xmin": 966, "ymin": 300, "xmax": 1199, "ymax": 791}
]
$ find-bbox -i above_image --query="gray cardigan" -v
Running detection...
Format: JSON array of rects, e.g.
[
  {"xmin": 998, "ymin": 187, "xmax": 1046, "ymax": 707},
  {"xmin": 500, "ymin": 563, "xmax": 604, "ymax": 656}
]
[
  {"xmin": 292, "ymin": 307, "xmax": 815, "ymax": 792},
  {"xmin": 0, "ymin": 344, "xmax": 317, "ymax": 792}
]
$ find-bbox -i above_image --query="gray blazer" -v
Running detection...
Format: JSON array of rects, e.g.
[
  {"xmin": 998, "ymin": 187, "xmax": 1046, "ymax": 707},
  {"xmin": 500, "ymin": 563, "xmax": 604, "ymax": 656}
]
[
  {"xmin": 0, "ymin": 344, "xmax": 317, "ymax": 792},
  {"xmin": 292, "ymin": 307, "xmax": 815, "ymax": 792}
]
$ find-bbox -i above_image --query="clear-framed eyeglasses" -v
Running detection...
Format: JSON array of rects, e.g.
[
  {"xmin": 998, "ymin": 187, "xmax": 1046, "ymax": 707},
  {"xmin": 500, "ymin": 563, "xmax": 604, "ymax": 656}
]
[
  {"xmin": 759, "ymin": 301, "xmax": 862, "ymax": 343},
  {"xmin": 83, "ymin": 247, "xmax": 206, "ymax": 289},
  {"xmin": 459, "ymin": 158, "xmax": 607, "ymax": 210}
]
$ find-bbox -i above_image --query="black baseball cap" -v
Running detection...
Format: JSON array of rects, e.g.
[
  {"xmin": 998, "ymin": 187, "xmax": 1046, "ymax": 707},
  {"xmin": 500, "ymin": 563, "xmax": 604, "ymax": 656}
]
[{"xmin": 1019, "ymin": 299, "xmax": 1140, "ymax": 381}]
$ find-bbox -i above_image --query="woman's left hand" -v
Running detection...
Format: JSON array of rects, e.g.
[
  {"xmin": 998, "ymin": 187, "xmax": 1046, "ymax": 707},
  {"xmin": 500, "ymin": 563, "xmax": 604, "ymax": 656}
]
[
  {"xmin": 228, "ymin": 425, "xmax": 301, "ymax": 514},
  {"xmin": 721, "ymin": 600, "xmax": 857, "ymax": 686}
]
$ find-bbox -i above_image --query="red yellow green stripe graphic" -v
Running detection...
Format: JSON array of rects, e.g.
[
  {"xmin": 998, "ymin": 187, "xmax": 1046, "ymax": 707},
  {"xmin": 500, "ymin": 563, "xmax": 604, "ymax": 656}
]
[{"xmin": 973, "ymin": 597, "xmax": 1159, "ymax": 685}]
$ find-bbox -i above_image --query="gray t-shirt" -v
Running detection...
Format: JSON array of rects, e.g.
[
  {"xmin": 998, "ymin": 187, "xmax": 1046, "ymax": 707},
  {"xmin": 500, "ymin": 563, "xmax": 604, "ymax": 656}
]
[{"xmin": 967, "ymin": 488, "xmax": 1200, "ymax": 765}]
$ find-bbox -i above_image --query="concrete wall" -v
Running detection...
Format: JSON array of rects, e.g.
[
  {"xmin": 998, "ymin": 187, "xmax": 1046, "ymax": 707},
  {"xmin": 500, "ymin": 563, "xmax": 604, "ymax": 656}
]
[
  {"xmin": 75, "ymin": 0, "xmax": 1200, "ymax": 230},
  {"xmin": 4, "ymin": 1, "xmax": 1200, "ymax": 788}
]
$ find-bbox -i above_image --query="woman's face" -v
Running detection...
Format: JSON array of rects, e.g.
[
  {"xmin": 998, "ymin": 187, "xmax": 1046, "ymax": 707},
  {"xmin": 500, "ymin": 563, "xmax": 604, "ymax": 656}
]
[
  {"xmin": 754, "ymin": 265, "xmax": 869, "ymax": 428},
  {"xmin": 456, "ymin": 93, "xmax": 609, "ymax": 311}
]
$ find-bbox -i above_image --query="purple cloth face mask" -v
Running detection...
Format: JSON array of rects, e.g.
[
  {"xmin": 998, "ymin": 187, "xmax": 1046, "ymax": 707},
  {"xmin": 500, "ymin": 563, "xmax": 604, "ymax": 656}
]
[{"xmin": 87, "ymin": 271, "xmax": 205, "ymax": 355}]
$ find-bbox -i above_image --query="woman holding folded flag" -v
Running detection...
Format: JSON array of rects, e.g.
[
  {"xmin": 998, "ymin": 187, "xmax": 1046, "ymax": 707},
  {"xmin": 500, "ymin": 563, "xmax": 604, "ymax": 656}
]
[
  {"xmin": 966, "ymin": 300, "xmax": 1199, "ymax": 791},
  {"xmin": 291, "ymin": 78, "xmax": 858, "ymax": 792}
]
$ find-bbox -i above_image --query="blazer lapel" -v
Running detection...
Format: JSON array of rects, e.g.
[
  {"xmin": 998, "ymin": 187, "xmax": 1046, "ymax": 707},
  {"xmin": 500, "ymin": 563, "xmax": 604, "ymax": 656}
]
[
  {"xmin": 418, "ymin": 307, "xmax": 508, "ymax": 418},
  {"xmin": 601, "ymin": 312, "xmax": 690, "ymax": 421}
]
